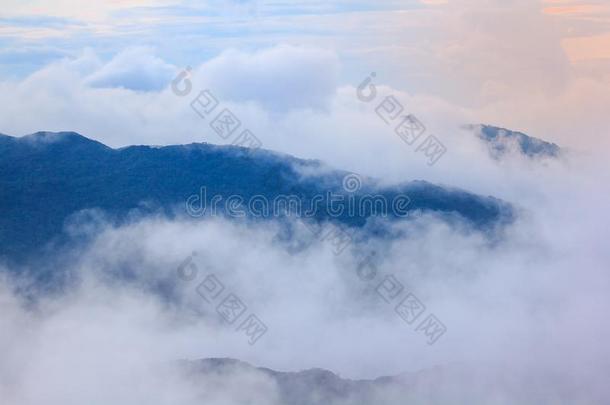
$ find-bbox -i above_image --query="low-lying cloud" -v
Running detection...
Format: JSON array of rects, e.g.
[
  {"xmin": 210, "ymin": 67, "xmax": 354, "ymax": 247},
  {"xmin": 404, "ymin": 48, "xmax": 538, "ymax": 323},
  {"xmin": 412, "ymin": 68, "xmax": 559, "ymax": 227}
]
[{"xmin": 1, "ymin": 147, "xmax": 609, "ymax": 404}]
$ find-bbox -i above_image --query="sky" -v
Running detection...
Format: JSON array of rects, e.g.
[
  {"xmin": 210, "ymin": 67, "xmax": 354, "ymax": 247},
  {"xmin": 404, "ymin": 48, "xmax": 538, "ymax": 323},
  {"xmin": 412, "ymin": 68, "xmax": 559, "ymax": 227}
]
[
  {"xmin": 0, "ymin": 0, "xmax": 609, "ymax": 160},
  {"xmin": 1, "ymin": 1, "xmax": 610, "ymax": 404}
]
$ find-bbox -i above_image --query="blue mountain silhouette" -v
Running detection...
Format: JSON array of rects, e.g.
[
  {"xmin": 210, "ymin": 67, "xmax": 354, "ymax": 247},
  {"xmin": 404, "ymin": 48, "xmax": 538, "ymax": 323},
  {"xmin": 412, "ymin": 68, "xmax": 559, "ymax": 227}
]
[
  {"xmin": 0, "ymin": 131, "xmax": 512, "ymax": 263},
  {"xmin": 466, "ymin": 124, "xmax": 561, "ymax": 159}
]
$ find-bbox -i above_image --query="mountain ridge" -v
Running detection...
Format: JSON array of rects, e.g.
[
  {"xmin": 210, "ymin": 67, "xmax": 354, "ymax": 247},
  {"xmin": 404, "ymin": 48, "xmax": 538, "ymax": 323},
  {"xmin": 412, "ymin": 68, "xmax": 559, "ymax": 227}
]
[
  {"xmin": 466, "ymin": 124, "xmax": 561, "ymax": 159},
  {"xmin": 179, "ymin": 357, "xmax": 580, "ymax": 405},
  {"xmin": 0, "ymin": 131, "xmax": 513, "ymax": 264}
]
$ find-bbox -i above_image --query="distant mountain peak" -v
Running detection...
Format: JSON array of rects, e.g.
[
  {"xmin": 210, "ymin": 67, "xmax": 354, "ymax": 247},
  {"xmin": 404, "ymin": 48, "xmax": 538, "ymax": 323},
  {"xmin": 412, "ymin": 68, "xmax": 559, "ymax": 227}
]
[
  {"xmin": 14, "ymin": 131, "xmax": 112, "ymax": 152},
  {"xmin": 23, "ymin": 130, "xmax": 89, "ymax": 143},
  {"xmin": 181, "ymin": 358, "xmax": 579, "ymax": 404},
  {"xmin": 466, "ymin": 124, "xmax": 561, "ymax": 159},
  {"xmin": 189, "ymin": 358, "xmax": 349, "ymax": 383}
]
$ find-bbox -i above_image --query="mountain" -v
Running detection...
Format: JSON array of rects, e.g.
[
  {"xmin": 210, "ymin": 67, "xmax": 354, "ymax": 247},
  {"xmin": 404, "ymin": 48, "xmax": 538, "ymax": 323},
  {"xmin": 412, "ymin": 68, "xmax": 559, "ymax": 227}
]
[
  {"xmin": 467, "ymin": 124, "xmax": 561, "ymax": 159},
  {"xmin": 179, "ymin": 358, "xmax": 585, "ymax": 405},
  {"xmin": 181, "ymin": 358, "xmax": 381, "ymax": 404},
  {"xmin": 0, "ymin": 131, "xmax": 512, "ymax": 263}
]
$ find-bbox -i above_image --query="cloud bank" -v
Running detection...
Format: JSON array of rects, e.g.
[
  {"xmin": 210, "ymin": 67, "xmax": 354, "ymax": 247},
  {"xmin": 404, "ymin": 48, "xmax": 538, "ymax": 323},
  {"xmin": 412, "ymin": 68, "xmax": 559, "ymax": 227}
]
[{"xmin": 1, "ymin": 143, "xmax": 609, "ymax": 403}]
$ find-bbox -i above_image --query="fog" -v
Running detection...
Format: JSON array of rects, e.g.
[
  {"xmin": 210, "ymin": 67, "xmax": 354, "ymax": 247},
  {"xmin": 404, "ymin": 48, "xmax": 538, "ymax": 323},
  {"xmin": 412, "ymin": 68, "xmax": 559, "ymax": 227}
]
[{"xmin": 1, "ymin": 143, "xmax": 609, "ymax": 404}]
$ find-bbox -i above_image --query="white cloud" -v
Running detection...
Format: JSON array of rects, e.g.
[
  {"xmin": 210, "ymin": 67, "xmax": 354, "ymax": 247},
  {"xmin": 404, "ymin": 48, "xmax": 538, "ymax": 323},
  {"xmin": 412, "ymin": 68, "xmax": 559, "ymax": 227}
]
[
  {"xmin": 0, "ymin": 142, "xmax": 609, "ymax": 403},
  {"xmin": 84, "ymin": 47, "xmax": 176, "ymax": 92},
  {"xmin": 192, "ymin": 45, "xmax": 340, "ymax": 112}
]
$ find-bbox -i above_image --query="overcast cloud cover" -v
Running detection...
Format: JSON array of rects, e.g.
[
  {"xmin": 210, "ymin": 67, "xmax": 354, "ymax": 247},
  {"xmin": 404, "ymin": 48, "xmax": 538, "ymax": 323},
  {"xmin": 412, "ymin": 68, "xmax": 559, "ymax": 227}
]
[{"xmin": 1, "ymin": 0, "xmax": 610, "ymax": 404}]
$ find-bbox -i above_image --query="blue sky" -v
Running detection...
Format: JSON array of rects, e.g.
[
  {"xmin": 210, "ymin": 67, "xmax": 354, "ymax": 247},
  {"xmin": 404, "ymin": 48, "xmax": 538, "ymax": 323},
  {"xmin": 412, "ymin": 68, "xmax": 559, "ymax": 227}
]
[{"xmin": 0, "ymin": 0, "xmax": 425, "ymax": 79}]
